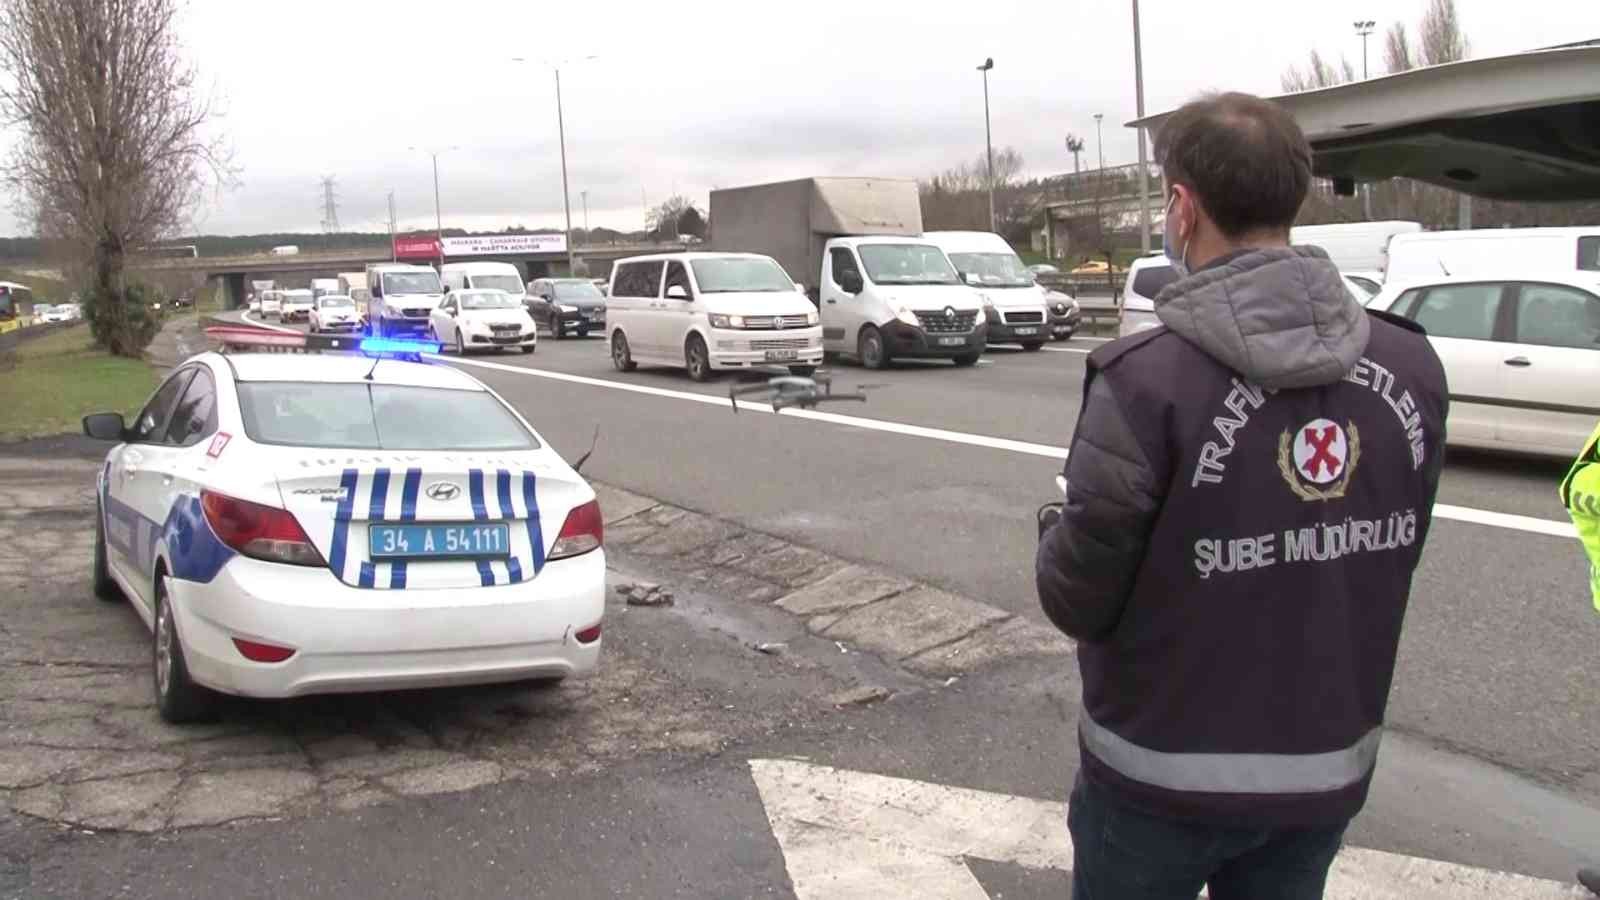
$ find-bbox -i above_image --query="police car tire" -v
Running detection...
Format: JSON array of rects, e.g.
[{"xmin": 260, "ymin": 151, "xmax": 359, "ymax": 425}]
[
  {"xmin": 153, "ymin": 577, "xmax": 217, "ymax": 724},
  {"xmin": 93, "ymin": 499, "xmax": 121, "ymax": 603}
]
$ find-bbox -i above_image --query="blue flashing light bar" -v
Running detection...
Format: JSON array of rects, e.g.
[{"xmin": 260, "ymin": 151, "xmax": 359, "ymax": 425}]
[{"xmin": 359, "ymin": 336, "xmax": 443, "ymax": 355}]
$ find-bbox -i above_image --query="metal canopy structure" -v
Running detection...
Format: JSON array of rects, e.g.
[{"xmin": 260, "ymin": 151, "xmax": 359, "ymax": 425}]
[{"xmin": 1131, "ymin": 43, "xmax": 1600, "ymax": 202}]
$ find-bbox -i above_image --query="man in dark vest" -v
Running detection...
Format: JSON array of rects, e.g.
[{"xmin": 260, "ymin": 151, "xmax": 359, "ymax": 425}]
[{"xmin": 1036, "ymin": 91, "xmax": 1448, "ymax": 899}]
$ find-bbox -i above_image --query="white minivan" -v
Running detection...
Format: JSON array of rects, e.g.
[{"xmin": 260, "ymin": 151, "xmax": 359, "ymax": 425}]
[
  {"xmin": 441, "ymin": 261, "xmax": 527, "ymax": 304},
  {"xmin": 1386, "ymin": 227, "xmax": 1600, "ymax": 285},
  {"xmin": 1290, "ymin": 221, "xmax": 1422, "ymax": 274},
  {"xmin": 606, "ymin": 252, "xmax": 823, "ymax": 381},
  {"xmin": 924, "ymin": 231, "xmax": 1050, "ymax": 351}
]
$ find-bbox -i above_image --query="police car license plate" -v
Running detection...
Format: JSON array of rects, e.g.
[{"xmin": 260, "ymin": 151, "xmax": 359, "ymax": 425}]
[
  {"xmin": 937, "ymin": 336, "xmax": 965, "ymax": 346},
  {"xmin": 1014, "ymin": 327, "xmax": 1038, "ymax": 336},
  {"xmin": 369, "ymin": 523, "xmax": 510, "ymax": 559},
  {"xmin": 764, "ymin": 349, "xmax": 799, "ymax": 361}
]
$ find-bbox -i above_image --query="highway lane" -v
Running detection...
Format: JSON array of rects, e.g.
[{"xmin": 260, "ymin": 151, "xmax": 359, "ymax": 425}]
[{"xmin": 227, "ymin": 311, "xmax": 1599, "ymax": 802}]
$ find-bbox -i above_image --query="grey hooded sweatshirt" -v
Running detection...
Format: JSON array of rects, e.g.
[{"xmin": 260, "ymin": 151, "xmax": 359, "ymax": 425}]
[{"xmin": 1035, "ymin": 245, "xmax": 1449, "ymax": 826}]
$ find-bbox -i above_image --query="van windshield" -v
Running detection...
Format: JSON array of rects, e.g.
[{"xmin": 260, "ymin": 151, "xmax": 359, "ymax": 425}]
[
  {"xmin": 858, "ymin": 245, "xmax": 960, "ymax": 285},
  {"xmin": 947, "ymin": 252, "xmax": 1033, "ymax": 288},
  {"xmin": 383, "ymin": 272, "xmax": 442, "ymax": 294},
  {"xmin": 471, "ymin": 274, "xmax": 524, "ymax": 293},
  {"xmin": 690, "ymin": 258, "xmax": 795, "ymax": 293}
]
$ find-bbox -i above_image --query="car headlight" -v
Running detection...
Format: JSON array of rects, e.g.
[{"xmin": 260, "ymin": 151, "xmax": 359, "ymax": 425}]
[
  {"xmin": 709, "ymin": 314, "xmax": 747, "ymax": 329},
  {"xmin": 559, "ymin": 304, "xmax": 579, "ymax": 313},
  {"xmin": 894, "ymin": 306, "xmax": 920, "ymax": 327},
  {"xmin": 974, "ymin": 306, "xmax": 987, "ymax": 325},
  {"xmin": 1053, "ymin": 302, "xmax": 1068, "ymax": 315},
  {"xmin": 805, "ymin": 309, "xmax": 819, "ymax": 326}
]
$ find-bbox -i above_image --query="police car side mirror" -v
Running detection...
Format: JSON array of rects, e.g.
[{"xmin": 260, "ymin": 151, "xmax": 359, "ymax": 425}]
[{"xmin": 83, "ymin": 412, "xmax": 127, "ymax": 441}]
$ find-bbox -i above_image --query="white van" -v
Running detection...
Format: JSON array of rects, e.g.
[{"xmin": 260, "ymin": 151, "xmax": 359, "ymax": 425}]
[
  {"xmin": 1386, "ymin": 227, "xmax": 1600, "ymax": 285},
  {"xmin": 1290, "ymin": 221, "xmax": 1422, "ymax": 274},
  {"xmin": 924, "ymin": 231, "xmax": 1050, "ymax": 351},
  {"xmin": 440, "ymin": 261, "xmax": 527, "ymax": 304},
  {"xmin": 365, "ymin": 263, "xmax": 444, "ymax": 337},
  {"xmin": 606, "ymin": 252, "xmax": 823, "ymax": 381},
  {"xmin": 337, "ymin": 272, "xmax": 369, "ymax": 305}
]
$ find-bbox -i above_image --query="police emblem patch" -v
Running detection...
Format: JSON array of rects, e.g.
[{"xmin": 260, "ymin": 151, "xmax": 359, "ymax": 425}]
[{"xmin": 1278, "ymin": 418, "xmax": 1360, "ymax": 501}]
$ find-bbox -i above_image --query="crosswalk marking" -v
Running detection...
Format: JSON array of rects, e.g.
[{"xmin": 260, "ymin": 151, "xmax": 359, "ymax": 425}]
[{"xmin": 748, "ymin": 759, "xmax": 1588, "ymax": 899}]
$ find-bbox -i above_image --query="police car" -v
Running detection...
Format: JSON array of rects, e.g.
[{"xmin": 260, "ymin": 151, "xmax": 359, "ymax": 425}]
[{"xmin": 82, "ymin": 329, "xmax": 605, "ymax": 722}]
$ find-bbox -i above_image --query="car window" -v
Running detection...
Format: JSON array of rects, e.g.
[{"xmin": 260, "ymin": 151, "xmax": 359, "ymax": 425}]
[
  {"xmin": 131, "ymin": 370, "xmax": 195, "ymax": 444},
  {"xmin": 829, "ymin": 248, "xmax": 860, "ymax": 285},
  {"xmin": 663, "ymin": 261, "xmax": 692, "ymax": 299},
  {"xmin": 613, "ymin": 261, "xmax": 664, "ymax": 298},
  {"xmin": 237, "ymin": 383, "xmax": 538, "ymax": 450},
  {"xmin": 1408, "ymin": 283, "xmax": 1502, "ymax": 340},
  {"xmin": 1514, "ymin": 283, "xmax": 1600, "ymax": 350},
  {"xmin": 164, "ymin": 368, "xmax": 218, "ymax": 446},
  {"xmin": 1130, "ymin": 262, "xmax": 1178, "ymax": 300},
  {"xmin": 1578, "ymin": 236, "xmax": 1600, "ymax": 272},
  {"xmin": 1391, "ymin": 288, "xmax": 1425, "ymax": 317}
]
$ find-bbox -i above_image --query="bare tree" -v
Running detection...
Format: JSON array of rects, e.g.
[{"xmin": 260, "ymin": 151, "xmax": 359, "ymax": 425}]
[
  {"xmin": 1281, "ymin": 49, "xmax": 1356, "ymax": 93},
  {"xmin": 1419, "ymin": 0, "xmax": 1469, "ymax": 65},
  {"xmin": 1065, "ymin": 134, "xmax": 1085, "ymax": 174},
  {"xmin": 1383, "ymin": 22, "xmax": 1416, "ymax": 73},
  {"xmin": 645, "ymin": 195, "xmax": 699, "ymax": 240},
  {"xmin": 0, "ymin": 0, "xmax": 229, "ymax": 355}
]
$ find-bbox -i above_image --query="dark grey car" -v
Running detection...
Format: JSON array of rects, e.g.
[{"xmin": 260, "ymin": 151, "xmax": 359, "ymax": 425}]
[{"xmin": 526, "ymin": 278, "xmax": 608, "ymax": 339}]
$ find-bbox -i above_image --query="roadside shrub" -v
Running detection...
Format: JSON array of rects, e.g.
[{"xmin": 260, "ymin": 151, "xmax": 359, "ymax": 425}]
[{"xmin": 86, "ymin": 282, "xmax": 161, "ymax": 357}]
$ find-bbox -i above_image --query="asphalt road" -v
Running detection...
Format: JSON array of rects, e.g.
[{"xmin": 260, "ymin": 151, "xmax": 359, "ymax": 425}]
[{"xmin": 47, "ymin": 309, "xmax": 1578, "ymax": 898}]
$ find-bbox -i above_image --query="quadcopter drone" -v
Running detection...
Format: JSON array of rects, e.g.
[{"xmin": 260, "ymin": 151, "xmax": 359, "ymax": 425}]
[{"xmin": 728, "ymin": 374, "xmax": 872, "ymax": 413}]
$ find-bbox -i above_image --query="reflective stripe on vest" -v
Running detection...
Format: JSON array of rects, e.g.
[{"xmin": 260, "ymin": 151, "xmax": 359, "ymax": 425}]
[{"xmin": 1080, "ymin": 708, "xmax": 1382, "ymax": 795}]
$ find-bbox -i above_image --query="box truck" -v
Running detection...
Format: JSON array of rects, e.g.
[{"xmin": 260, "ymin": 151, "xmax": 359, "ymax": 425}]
[{"xmin": 710, "ymin": 177, "xmax": 986, "ymax": 368}]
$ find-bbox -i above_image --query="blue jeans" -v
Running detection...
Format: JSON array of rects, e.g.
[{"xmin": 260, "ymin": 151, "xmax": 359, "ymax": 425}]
[{"xmin": 1068, "ymin": 773, "xmax": 1348, "ymax": 900}]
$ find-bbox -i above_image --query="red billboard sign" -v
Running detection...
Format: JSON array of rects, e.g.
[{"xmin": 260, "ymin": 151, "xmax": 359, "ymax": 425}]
[{"xmin": 393, "ymin": 235, "xmax": 441, "ymax": 261}]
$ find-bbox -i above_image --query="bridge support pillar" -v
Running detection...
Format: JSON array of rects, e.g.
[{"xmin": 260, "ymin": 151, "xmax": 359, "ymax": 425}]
[{"xmin": 221, "ymin": 273, "xmax": 246, "ymax": 310}]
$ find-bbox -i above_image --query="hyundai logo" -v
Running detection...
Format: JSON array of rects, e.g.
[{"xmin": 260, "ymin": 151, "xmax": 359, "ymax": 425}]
[
  {"xmin": 425, "ymin": 481, "xmax": 461, "ymax": 501},
  {"xmin": 944, "ymin": 306, "xmax": 957, "ymax": 320}
]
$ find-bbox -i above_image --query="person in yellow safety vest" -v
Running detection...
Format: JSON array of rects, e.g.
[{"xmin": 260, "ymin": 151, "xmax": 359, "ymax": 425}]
[{"xmin": 1561, "ymin": 421, "xmax": 1600, "ymax": 613}]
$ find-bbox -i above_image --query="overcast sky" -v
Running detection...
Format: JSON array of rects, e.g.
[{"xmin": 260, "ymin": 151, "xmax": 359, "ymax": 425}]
[{"xmin": 5, "ymin": 0, "xmax": 1597, "ymax": 237}]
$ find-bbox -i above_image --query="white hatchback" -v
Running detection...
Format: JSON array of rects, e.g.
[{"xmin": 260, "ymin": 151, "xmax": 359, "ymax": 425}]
[
  {"xmin": 83, "ymin": 333, "xmax": 604, "ymax": 722},
  {"xmin": 1366, "ymin": 272, "xmax": 1600, "ymax": 457}
]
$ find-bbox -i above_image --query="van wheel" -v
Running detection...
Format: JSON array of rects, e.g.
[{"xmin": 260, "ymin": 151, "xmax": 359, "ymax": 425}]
[
  {"xmin": 153, "ymin": 575, "xmax": 217, "ymax": 724},
  {"xmin": 93, "ymin": 498, "xmax": 121, "ymax": 603},
  {"xmin": 685, "ymin": 334, "xmax": 714, "ymax": 382},
  {"xmin": 953, "ymin": 352, "xmax": 981, "ymax": 367},
  {"xmin": 788, "ymin": 365, "xmax": 816, "ymax": 377},
  {"xmin": 1022, "ymin": 341, "xmax": 1045, "ymax": 352},
  {"xmin": 858, "ymin": 325, "xmax": 889, "ymax": 370},
  {"xmin": 611, "ymin": 331, "xmax": 637, "ymax": 372}
]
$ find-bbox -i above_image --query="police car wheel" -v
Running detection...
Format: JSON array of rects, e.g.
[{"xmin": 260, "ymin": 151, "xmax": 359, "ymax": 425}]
[
  {"xmin": 93, "ymin": 498, "xmax": 121, "ymax": 603},
  {"xmin": 153, "ymin": 575, "xmax": 217, "ymax": 724}
]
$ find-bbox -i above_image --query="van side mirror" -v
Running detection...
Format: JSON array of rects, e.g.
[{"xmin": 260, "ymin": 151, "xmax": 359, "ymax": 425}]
[
  {"xmin": 840, "ymin": 271, "xmax": 863, "ymax": 294},
  {"xmin": 83, "ymin": 412, "xmax": 127, "ymax": 441},
  {"xmin": 665, "ymin": 284, "xmax": 688, "ymax": 300}
]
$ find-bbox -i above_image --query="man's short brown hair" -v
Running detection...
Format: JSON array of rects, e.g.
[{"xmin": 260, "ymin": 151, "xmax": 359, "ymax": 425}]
[{"xmin": 1154, "ymin": 92, "xmax": 1312, "ymax": 238}]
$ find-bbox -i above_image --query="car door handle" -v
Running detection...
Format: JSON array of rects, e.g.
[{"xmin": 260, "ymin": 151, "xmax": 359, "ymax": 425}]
[
  {"xmin": 826, "ymin": 299, "xmax": 836, "ymax": 304},
  {"xmin": 1504, "ymin": 356, "xmax": 1532, "ymax": 367}
]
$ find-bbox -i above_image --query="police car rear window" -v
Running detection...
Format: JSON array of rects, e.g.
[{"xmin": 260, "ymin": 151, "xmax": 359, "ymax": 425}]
[{"xmin": 236, "ymin": 383, "xmax": 538, "ymax": 451}]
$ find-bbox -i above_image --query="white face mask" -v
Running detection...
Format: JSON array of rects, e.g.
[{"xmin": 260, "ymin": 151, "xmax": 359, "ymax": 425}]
[{"xmin": 1163, "ymin": 192, "xmax": 1192, "ymax": 278}]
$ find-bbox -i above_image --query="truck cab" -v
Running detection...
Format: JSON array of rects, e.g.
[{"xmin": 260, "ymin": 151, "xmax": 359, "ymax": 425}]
[
  {"xmin": 365, "ymin": 263, "xmax": 444, "ymax": 337},
  {"xmin": 819, "ymin": 235, "xmax": 986, "ymax": 368},
  {"xmin": 924, "ymin": 231, "xmax": 1049, "ymax": 351}
]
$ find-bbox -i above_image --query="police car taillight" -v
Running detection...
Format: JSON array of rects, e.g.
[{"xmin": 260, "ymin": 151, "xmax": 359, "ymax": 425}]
[
  {"xmin": 548, "ymin": 499, "xmax": 603, "ymax": 560},
  {"xmin": 201, "ymin": 490, "xmax": 325, "ymax": 567}
]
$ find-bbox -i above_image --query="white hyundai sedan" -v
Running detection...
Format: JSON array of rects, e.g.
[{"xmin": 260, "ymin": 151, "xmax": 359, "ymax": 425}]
[
  {"xmin": 1366, "ymin": 272, "xmax": 1600, "ymax": 458},
  {"xmin": 83, "ymin": 330, "xmax": 604, "ymax": 722}
]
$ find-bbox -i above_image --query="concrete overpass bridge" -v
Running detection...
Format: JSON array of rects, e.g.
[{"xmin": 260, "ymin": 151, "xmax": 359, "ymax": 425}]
[{"xmin": 138, "ymin": 242, "xmax": 689, "ymax": 308}]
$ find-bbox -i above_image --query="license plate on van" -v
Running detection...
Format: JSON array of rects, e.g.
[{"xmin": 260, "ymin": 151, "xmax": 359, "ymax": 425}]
[
  {"xmin": 937, "ymin": 337, "xmax": 965, "ymax": 347},
  {"xmin": 764, "ymin": 349, "xmax": 799, "ymax": 361},
  {"xmin": 1014, "ymin": 327, "xmax": 1039, "ymax": 336}
]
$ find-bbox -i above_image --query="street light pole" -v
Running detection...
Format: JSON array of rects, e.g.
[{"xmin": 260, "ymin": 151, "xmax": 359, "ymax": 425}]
[
  {"xmin": 581, "ymin": 190, "xmax": 589, "ymax": 234},
  {"xmin": 553, "ymin": 66, "xmax": 575, "ymax": 275},
  {"xmin": 1354, "ymin": 20, "xmax": 1376, "ymax": 79},
  {"xmin": 431, "ymin": 152, "xmax": 442, "ymax": 266},
  {"xmin": 1093, "ymin": 113, "xmax": 1104, "ymax": 170},
  {"xmin": 977, "ymin": 57, "xmax": 995, "ymax": 232},
  {"xmin": 1132, "ymin": 0, "xmax": 1151, "ymax": 252}
]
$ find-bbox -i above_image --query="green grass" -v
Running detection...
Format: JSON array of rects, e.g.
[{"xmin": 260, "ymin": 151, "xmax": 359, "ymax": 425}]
[{"xmin": 0, "ymin": 324, "xmax": 159, "ymax": 441}]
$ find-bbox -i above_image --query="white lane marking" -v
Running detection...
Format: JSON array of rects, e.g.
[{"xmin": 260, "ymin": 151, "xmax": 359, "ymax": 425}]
[
  {"xmin": 439, "ymin": 354, "xmax": 1072, "ymax": 458},
  {"xmin": 1042, "ymin": 346, "xmax": 1092, "ymax": 354},
  {"xmin": 442, "ymin": 354, "xmax": 1576, "ymax": 541},
  {"xmin": 748, "ymin": 759, "xmax": 1589, "ymax": 900}
]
